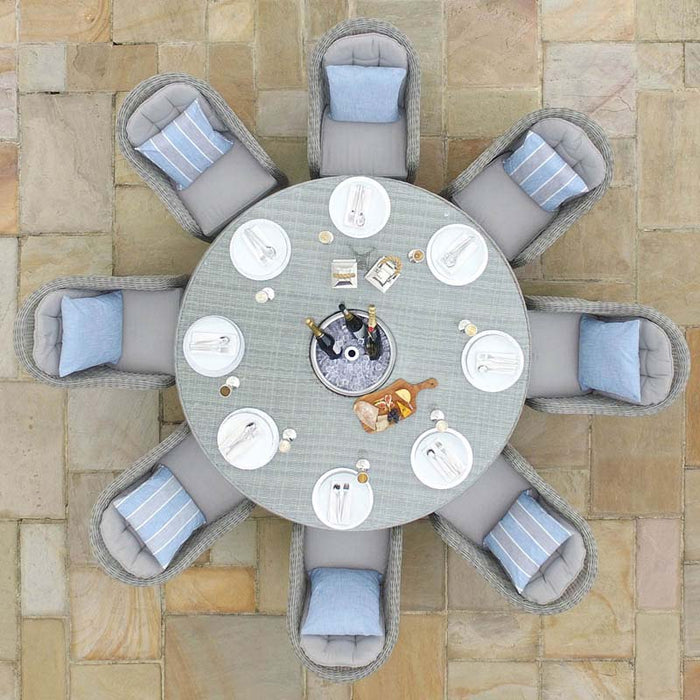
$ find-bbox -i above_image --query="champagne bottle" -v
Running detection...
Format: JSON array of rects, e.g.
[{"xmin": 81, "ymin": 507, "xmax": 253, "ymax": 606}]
[
  {"xmin": 365, "ymin": 304, "xmax": 382, "ymax": 361},
  {"xmin": 339, "ymin": 303, "xmax": 366, "ymax": 340},
  {"xmin": 305, "ymin": 318, "xmax": 341, "ymax": 359}
]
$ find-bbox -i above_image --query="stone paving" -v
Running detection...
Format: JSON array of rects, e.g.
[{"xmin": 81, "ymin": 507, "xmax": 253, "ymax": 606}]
[{"xmin": 0, "ymin": 0, "xmax": 698, "ymax": 698}]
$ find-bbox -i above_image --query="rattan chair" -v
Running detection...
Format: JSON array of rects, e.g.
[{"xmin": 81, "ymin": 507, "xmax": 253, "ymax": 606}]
[
  {"xmin": 431, "ymin": 445, "xmax": 597, "ymax": 615},
  {"xmin": 308, "ymin": 18, "xmax": 421, "ymax": 182},
  {"xmin": 441, "ymin": 108, "xmax": 613, "ymax": 267},
  {"xmin": 117, "ymin": 73, "xmax": 288, "ymax": 241},
  {"xmin": 14, "ymin": 275, "xmax": 187, "ymax": 389},
  {"xmin": 90, "ymin": 423, "xmax": 255, "ymax": 586},
  {"xmin": 525, "ymin": 296, "xmax": 690, "ymax": 416},
  {"xmin": 287, "ymin": 524, "xmax": 402, "ymax": 682}
]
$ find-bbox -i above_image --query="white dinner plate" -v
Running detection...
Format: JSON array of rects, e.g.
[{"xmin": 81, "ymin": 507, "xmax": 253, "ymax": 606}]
[
  {"xmin": 328, "ymin": 176, "xmax": 391, "ymax": 238},
  {"xmin": 410, "ymin": 428, "xmax": 473, "ymax": 490},
  {"xmin": 182, "ymin": 315, "xmax": 245, "ymax": 378},
  {"xmin": 217, "ymin": 408, "xmax": 279, "ymax": 470},
  {"xmin": 426, "ymin": 223, "xmax": 489, "ymax": 286},
  {"xmin": 312, "ymin": 467, "xmax": 374, "ymax": 529},
  {"xmin": 229, "ymin": 218, "xmax": 292, "ymax": 281},
  {"xmin": 461, "ymin": 330, "xmax": 525, "ymax": 393}
]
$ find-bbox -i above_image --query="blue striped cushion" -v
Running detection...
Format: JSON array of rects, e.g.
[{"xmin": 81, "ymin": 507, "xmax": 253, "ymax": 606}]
[
  {"xmin": 503, "ymin": 131, "xmax": 589, "ymax": 212},
  {"xmin": 483, "ymin": 492, "xmax": 572, "ymax": 593},
  {"xmin": 136, "ymin": 99, "xmax": 234, "ymax": 190},
  {"xmin": 114, "ymin": 465, "xmax": 205, "ymax": 570}
]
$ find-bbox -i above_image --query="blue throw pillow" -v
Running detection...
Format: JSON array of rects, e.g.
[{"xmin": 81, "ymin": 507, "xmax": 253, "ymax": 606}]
[
  {"xmin": 301, "ymin": 568, "xmax": 383, "ymax": 637},
  {"xmin": 326, "ymin": 65, "xmax": 406, "ymax": 123},
  {"xmin": 484, "ymin": 492, "xmax": 573, "ymax": 593},
  {"xmin": 136, "ymin": 99, "xmax": 234, "ymax": 190},
  {"xmin": 59, "ymin": 291, "xmax": 123, "ymax": 377},
  {"xmin": 503, "ymin": 131, "xmax": 589, "ymax": 212},
  {"xmin": 114, "ymin": 465, "xmax": 206, "ymax": 570},
  {"xmin": 578, "ymin": 315, "xmax": 641, "ymax": 402}
]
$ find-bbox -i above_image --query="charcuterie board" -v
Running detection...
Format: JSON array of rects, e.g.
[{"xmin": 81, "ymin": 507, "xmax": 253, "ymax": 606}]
[{"xmin": 353, "ymin": 378, "xmax": 438, "ymax": 433}]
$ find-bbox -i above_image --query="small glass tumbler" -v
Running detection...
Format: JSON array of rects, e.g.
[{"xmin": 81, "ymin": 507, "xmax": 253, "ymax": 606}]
[
  {"xmin": 255, "ymin": 287, "xmax": 275, "ymax": 304},
  {"xmin": 458, "ymin": 319, "xmax": 478, "ymax": 336}
]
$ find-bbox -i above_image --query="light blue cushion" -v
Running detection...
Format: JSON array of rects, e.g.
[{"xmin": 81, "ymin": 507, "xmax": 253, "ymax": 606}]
[
  {"xmin": 59, "ymin": 291, "xmax": 123, "ymax": 377},
  {"xmin": 301, "ymin": 568, "xmax": 383, "ymax": 637},
  {"xmin": 484, "ymin": 492, "xmax": 573, "ymax": 593},
  {"xmin": 114, "ymin": 465, "xmax": 205, "ymax": 570},
  {"xmin": 578, "ymin": 315, "xmax": 641, "ymax": 402},
  {"xmin": 326, "ymin": 65, "xmax": 406, "ymax": 123},
  {"xmin": 503, "ymin": 131, "xmax": 589, "ymax": 212},
  {"xmin": 136, "ymin": 99, "xmax": 234, "ymax": 190}
]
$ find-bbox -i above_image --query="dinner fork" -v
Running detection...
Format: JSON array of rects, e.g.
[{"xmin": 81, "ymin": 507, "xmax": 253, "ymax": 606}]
[
  {"xmin": 441, "ymin": 235, "xmax": 475, "ymax": 269},
  {"xmin": 339, "ymin": 482, "xmax": 351, "ymax": 523},
  {"xmin": 434, "ymin": 440, "xmax": 464, "ymax": 477},
  {"xmin": 222, "ymin": 421, "xmax": 258, "ymax": 457},
  {"xmin": 243, "ymin": 226, "xmax": 277, "ymax": 263}
]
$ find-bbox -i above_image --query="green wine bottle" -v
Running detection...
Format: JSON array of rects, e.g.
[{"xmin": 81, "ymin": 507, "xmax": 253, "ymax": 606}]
[{"xmin": 365, "ymin": 305, "xmax": 382, "ymax": 361}]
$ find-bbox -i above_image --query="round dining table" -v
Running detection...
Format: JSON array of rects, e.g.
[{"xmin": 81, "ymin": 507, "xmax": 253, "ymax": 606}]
[{"xmin": 175, "ymin": 176, "xmax": 530, "ymax": 530}]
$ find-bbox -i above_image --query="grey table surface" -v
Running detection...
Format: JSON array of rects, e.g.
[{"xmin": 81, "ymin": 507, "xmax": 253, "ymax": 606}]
[{"xmin": 175, "ymin": 177, "xmax": 530, "ymax": 530}]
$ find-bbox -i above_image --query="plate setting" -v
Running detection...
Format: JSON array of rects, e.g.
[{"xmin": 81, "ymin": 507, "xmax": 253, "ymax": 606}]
[
  {"xmin": 230, "ymin": 218, "xmax": 292, "ymax": 281},
  {"xmin": 183, "ymin": 315, "xmax": 245, "ymax": 378},
  {"xmin": 217, "ymin": 408, "xmax": 279, "ymax": 470},
  {"xmin": 328, "ymin": 176, "xmax": 391, "ymax": 239},
  {"xmin": 426, "ymin": 223, "xmax": 489, "ymax": 286},
  {"xmin": 312, "ymin": 467, "xmax": 374, "ymax": 529},
  {"xmin": 410, "ymin": 428, "xmax": 473, "ymax": 490},
  {"xmin": 461, "ymin": 330, "xmax": 525, "ymax": 393}
]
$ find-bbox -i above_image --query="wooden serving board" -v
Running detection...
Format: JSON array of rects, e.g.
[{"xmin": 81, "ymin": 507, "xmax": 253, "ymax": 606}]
[{"xmin": 353, "ymin": 378, "xmax": 438, "ymax": 433}]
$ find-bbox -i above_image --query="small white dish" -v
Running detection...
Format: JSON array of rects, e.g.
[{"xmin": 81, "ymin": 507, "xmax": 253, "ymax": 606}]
[
  {"xmin": 230, "ymin": 218, "xmax": 291, "ymax": 281},
  {"xmin": 461, "ymin": 330, "xmax": 525, "ymax": 392},
  {"xmin": 410, "ymin": 428, "xmax": 473, "ymax": 490},
  {"xmin": 426, "ymin": 224, "xmax": 489, "ymax": 286},
  {"xmin": 312, "ymin": 467, "xmax": 374, "ymax": 529},
  {"xmin": 328, "ymin": 177, "xmax": 391, "ymax": 239},
  {"xmin": 183, "ymin": 316, "xmax": 245, "ymax": 378},
  {"xmin": 217, "ymin": 408, "xmax": 279, "ymax": 470}
]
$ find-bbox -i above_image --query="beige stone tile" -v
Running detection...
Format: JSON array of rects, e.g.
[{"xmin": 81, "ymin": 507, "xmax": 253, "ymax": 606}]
[
  {"xmin": 591, "ymin": 402, "xmax": 683, "ymax": 515},
  {"xmin": 257, "ymin": 0, "xmax": 303, "ymax": 89},
  {"xmin": 160, "ymin": 422, "xmax": 181, "ymax": 441},
  {"xmin": 514, "ymin": 259, "xmax": 543, "ymax": 281},
  {"xmin": 20, "ymin": 523, "xmax": 67, "ymax": 616},
  {"xmin": 0, "ymin": 663, "xmax": 16, "ymax": 700},
  {"xmin": 71, "ymin": 663, "xmax": 161, "ymax": 700},
  {"xmin": 447, "ymin": 548, "xmax": 511, "ymax": 612},
  {"xmin": 543, "ymin": 520, "xmax": 634, "ymax": 658},
  {"xmin": 447, "ymin": 0, "xmax": 537, "ymax": 87},
  {"xmin": 20, "ymin": 0, "xmax": 109, "ymax": 41},
  {"xmin": 0, "ymin": 383, "xmax": 64, "ymax": 518},
  {"xmin": 114, "ymin": 186, "xmax": 208, "ymax": 275},
  {"xmin": 0, "ymin": 523, "xmax": 17, "ymax": 661},
  {"xmin": 610, "ymin": 138, "xmax": 636, "ymax": 186},
  {"xmin": 113, "ymin": 0, "xmax": 206, "ymax": 42},
  {"xmin": 257, "ymin": 90, "xmax": 308, "ymax": 137},
  {"xmin": 258, "ymin": 138, "xmax": 308, "ymax": 185},
  {"xmin": 542, "ymin": 0, "xmax": 634, "ymax": 40},
  {"xmin": 690, "ymin": 335, "xmax": 700, "ymax": 453},
  {"xmin": 0, "ymin": 49, "xmax": 17, "ymax": 140},
  {"xmin": 511, "ymin": 406, "xmax": 589, "ymax": 468},
  {"xmin": 68, "ymin": 388, "xmax": 159, "ymax": 471},
  {"xmin": 258, "ymin": 517, "xmax": 292, "ymax": 613},
  {"xmin": 541, "ymin": 661, "xmax": 633, "ymax": 699},
  {"xmin": 21, "ymin": 619, "xmax": 65, "ymax": 700},
  {"xmin": 0, "ymin": 143, "xmax": 17, "ymax": 235},
  {"xmin": 18, "ymin": 45, "xmax": 66, "ymax": 93},
  {"xmin": 165, "ymin": 568, "xmax": 255, "ymax": 613},
  {"xmin": 67, "ymin": 44, "xmax": 157, "ymax": 92},
  {"xmin": 637, "ymin": 0, "xmax": 700, "ymax": 40},
  {"xmin": 637, "ymin": 518, "xmax": 681, "ymax": 609},
  {"xmin": 161, "ymin": 386, "xmax": 185, "ymax": 424},
  {"xmin": 400, "ymin": 519, "xmax": 444, "ymax": 611},
  {"xmin": 68, "ymin": 472, "xmax": 117, "ymax": 565},
  {"xmin": 688, "ymin": 470, "xmax": 700, "ymax": 559},
  {"xmin": 446, "ymin": 138, "xmax": 491, "ymax": 182},
  {"xmin": 20, "ymin": 93, "xmax": 112, "ymax": 233},
  {"xmin": 208, "ymin": 43, "xmax": 255, "ymax": 131},
  {"xmin": 415, "ymin": 137, "xmax": 445, "ymax": 193},
  {"xmin": 520, "ymin": 279, "xmax": 636, "ymax": 303},
  {"xmin": 208, "ymin": 0, "xmax": 254, "ymax": 42},
  {"xmin": 308, "ymin": 672, "xmax": 351, "ymax": 699},
  {"xmin": 114, "ymin": 93, "xmax": 144, "ymax": 186},
  {"xmin": 165, "ymin": 616, "xmax": 302, "ymax": 699},
  {"xmin": 544, "ymin": 43, "xmax": 636, "ymax": 137},
  {"xmin": 19, "ymin": 234, "xmax": 112, "ymax": 301},
  {"xmin": 636, "ymin": 612, "xmax": 681, "ymax": 698},
  {"xmin": 542, "ymin": 187, "xmax": 635, "ymax": 281},
  {"xmin": 306, "ymin": 0, "xmax": 346, "ymax": 39},
  {"xmin": 448, "ymin": 89, "xmax": 540, "ymax": 139},
  {"xmin": 0, "ymin": 239, "xmax": 17, "ymax": 379},
  {"xmin": 686, "ymin": 659, "xmax": 700, "ymax": 699},
  {"xmin": 448, "ymin": 612, "xmax": 538, "ymax": 661},
  {"xmin": 638, "ymin": 43, "xmax": 684, "ymax": 89},
  {"xmin": 70, "ymin": 567, "xmax": 161, "ymax": 660},
  {"xmin": 354, "ymin": 615, "xmax": 444, "ymax": 700},
  {"xmin": 210, "ymin": 519, "xmax": 257, "ymax": 566},
  {"xmin": 686, "ymin": 564, "xmax": 700, "ymax": 654},
  {"xmin": 639, "ymin": 232, "xmax": 700, "ymax": 325},
  {"xmin": 0, "ymin": 0, "xmax": 15, "ymax": 42},
  {"xmin": 535, "ymin": 468, "xmax": 589, "ymax": 515},
  {"xmin": 448, "ymin": 660, "xmax": 538, "ymax": 699},
  {"xmin": 687, "ymin": 44, "xmax": 700, "ymax": 86},
  {"xmin": 158, "ymin": 43, "xmax": 206, "ymax": 78}
]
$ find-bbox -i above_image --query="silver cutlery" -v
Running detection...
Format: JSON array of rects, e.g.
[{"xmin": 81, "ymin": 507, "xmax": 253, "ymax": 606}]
[
  {"xmin": 339, "ymin": 482, "xmax": 350, "ymax": 522},
  {"xmin": 242, "ymin": 225, "xmax": 277, "ymax": 263},
  {"xmin": 477, "ymin": 364, "xmax": 517, "ymax": 375},
  {"xmin": 222, "ymin": 421, "xmax": 258, "ymax": 457},
  {"xmin": 426, "ymin": 448, "xmax": 452, "ymax": 481},
  {"xmin": 476, "ymin": 351, "xmax": 519, "ymax": 364},
  {"xmin": 441, "ymin": 235, "xmax": 475, "ymax": 269},
  {"xmin": 345, "ymin": 185, "xmax": 367, "ymax": 228},
  {"xmin": 190, "ymin": 335, "xmax": 231, "ymax": 350},
  {"xmin": 328, "ymin": 482, "xmax": 341, "ymax": 523},
  {"xmin": 434, "ymin": 440, "xmax": 465, "ymax": 477}
]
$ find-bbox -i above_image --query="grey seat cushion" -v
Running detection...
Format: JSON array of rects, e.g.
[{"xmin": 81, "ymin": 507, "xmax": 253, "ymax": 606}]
[
  {"xmin": 177, "ymin": 144, "xmax": 277, "ymax": 237},
  {"xmin": 304, "ymin": 527, "xmax": 390, "ymax": 574},
  {"xmin": 527, "ymin": 311, "xmax": 588, "ymax": 399},
  {"xmin": 452, "ymin": 154, "xmax": 556, "ymax": 260},
  {"xmin": 638, "ymin": 319, "xmax": 674, "ymax": 405},
  {"xmin": 320, "ymin": 107, "xmax": 408, "ymax": 178},
  {"xmin": 114, "ymin": 289, "xmax": 183, "ymax": 376}
]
